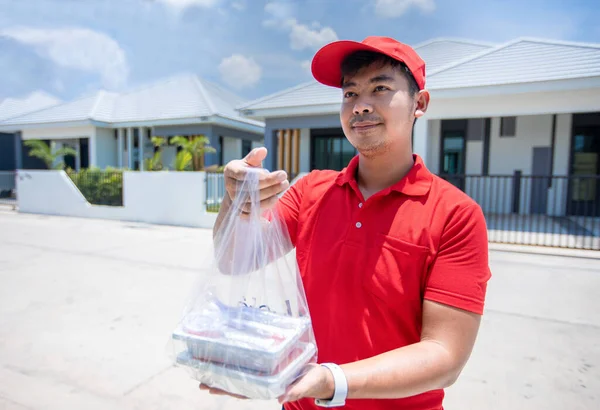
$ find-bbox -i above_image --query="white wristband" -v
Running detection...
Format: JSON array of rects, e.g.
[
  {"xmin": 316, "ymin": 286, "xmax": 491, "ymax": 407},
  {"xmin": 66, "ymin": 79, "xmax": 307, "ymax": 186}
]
[{"xmin": 314, "ymin": 363, "xmax": 348, "ymax": 407}]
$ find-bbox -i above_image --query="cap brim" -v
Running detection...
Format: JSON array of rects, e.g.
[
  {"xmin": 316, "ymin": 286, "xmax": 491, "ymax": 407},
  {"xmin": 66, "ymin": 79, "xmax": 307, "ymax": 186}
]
[{"xmin": 311, "ymin": 40, "xmax": 388, "ymax": 88}]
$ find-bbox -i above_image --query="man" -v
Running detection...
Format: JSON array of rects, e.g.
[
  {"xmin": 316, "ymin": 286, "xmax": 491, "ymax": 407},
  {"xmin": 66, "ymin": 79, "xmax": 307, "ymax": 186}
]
[{"xmin": 203, "ymin": 36, "xmax": 492, "ymax": 409}]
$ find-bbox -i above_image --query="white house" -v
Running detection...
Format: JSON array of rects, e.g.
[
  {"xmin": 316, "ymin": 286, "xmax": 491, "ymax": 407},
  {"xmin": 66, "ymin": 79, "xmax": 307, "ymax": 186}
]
[
  {"xmin": 0, "ymin": 74, "xmax": 265, "ymax": 171},
  {"xmin": 0, "ymin": 91, "xmax": 62, "ymax": 171},
  {"xmin": 238, "ymin": 37, "xmax": 600, "ymax": 219}
]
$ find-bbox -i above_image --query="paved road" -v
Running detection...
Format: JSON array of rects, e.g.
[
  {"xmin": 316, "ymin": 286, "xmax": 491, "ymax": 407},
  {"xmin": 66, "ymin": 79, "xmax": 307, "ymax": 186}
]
[{"xmin": 0, "ymin": 208, "xmax": 598, "ymax": 409}]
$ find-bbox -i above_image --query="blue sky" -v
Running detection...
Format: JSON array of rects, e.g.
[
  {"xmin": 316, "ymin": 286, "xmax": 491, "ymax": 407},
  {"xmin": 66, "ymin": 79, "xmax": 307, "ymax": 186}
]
[{"xmin": 1, "ymin": 0, "xmax": 599, "ymax": 103}]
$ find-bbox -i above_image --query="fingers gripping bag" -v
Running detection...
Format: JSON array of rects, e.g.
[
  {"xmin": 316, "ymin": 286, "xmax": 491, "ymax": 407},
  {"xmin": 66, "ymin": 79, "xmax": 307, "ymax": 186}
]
[{"xmin": 169, "ymin": 168, "xmax": 317, "ymax": 400}]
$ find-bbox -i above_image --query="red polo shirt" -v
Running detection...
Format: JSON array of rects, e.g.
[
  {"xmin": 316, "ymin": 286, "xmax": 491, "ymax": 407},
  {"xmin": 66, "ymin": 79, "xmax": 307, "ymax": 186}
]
[{"xmin": 277, "ymin": 154, "xmax": 491, "ymax": 410}]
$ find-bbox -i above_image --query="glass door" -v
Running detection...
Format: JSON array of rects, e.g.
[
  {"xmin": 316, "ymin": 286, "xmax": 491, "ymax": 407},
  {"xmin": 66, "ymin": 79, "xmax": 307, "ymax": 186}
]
[
  {"xmin": 569, "ymin": 127, "xmax": 600, "ymax": 216},
  {"xmin": 311, "ymin": 131, "xmax": 356, "ymax": 171},
  {"xmin": 440, "ymin": 130, "xmax": 466, "ymax": 190}
]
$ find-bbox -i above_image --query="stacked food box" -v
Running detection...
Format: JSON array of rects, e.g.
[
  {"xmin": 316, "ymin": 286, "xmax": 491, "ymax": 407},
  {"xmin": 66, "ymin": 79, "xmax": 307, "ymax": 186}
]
[{"xmin": 172, "ymin": 298, "xmax": 316, "ymax": 399}]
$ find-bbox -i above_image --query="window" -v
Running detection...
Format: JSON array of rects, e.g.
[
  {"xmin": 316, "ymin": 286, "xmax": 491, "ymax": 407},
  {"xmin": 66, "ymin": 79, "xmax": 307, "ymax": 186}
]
[
  {"xmin": 242, "ymin": 140, "xmax": 252, "ymax": 157},
  {"xmin": 500, "ymin": 116, "xmax": 516, "ymax": 137},
  {"xmin": 441, "ymin": 132, "xmax": 466, "ymax": 175},
  {"xmin": 440, "ymin": 129, "xmax": 466, "ymax": 191},
  {"xmin": 311, "ymin": 128, "xmax": 356, "ymax": 171}
]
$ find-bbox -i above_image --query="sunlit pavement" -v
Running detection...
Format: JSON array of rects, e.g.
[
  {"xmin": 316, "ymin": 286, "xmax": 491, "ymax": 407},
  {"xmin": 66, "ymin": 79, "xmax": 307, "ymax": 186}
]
[{"xmin": 1, "ymin": 209, "xmax": 598, "ymax": 410}]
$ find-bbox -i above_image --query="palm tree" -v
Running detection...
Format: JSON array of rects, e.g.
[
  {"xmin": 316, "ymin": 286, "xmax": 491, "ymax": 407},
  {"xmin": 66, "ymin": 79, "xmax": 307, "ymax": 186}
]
[
  {"xmin": 173, "ymin": 150, "xmax": 192, "ymax": 171},
  {"xmin": 145, "ymin": 136, "xmax": 167, "ymax": 171},
  {"xmin": 170, "ymin": 135, "xmax": 216, "ymax": 171},
  {"xmin": 24, "ymin": 139, "xmax": 78, "ymax": 170}
]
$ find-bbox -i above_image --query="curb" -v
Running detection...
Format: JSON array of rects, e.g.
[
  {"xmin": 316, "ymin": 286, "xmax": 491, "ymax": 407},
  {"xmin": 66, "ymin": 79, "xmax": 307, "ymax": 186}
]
[{"xmin": 489, "ymin": 243, "xmax": 600, "ymax": 260}]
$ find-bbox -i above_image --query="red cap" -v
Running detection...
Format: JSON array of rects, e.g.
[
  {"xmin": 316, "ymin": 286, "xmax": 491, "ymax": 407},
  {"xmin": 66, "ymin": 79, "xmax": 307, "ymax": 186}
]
[{"xmin": 311, "ymin": 36, "xmax": 426, "ymax": 90}]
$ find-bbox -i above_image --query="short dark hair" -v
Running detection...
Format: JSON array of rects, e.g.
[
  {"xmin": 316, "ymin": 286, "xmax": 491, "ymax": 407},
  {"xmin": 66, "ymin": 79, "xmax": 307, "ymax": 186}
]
[{"xmin": 340, "ymin": 50, "xmax": 420, "ymax": 96}]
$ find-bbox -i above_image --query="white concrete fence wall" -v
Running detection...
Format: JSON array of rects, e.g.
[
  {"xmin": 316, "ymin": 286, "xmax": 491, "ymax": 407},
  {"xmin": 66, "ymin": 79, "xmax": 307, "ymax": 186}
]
[{"xmin": 16, "ymin": 170, "xmax": 218, "ymax": 229}]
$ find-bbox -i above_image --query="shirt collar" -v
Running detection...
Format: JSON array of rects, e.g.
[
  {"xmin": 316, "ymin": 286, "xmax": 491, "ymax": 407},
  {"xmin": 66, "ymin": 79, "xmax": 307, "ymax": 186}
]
[{"xmin": 335, "ymin": 154, "xmax": 433, "ymax": 197}]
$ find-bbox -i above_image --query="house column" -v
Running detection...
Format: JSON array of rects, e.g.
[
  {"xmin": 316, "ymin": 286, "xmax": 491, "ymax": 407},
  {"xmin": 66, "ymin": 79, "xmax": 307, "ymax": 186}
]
[
  {"xmin": 76, "ymin": 139, "xmax": 81, "ymax": 171},
  {"xmin": 412, "ymin": 118, "xmax": 429, "ymax": 168},
  {"xmin": 14, "ymin": 132, "xmax": 23, "ymax": 170},
  {"xmin": 205, "ymin": 127, "xmax": 219, "ymax": 167},
  {"xmin": 89, "ymin": 131, "xmax": 97, "ymax": 167},
  {"xmin": 263, "ymin": 125, "xmax": 276, "ymax": 172},
  {"xmin": 139, "ymin": 127, "xmax": 145, "ymax": 171},
  {"xmin": 127, "ymin": 127, "xmax": 133, "ymax": 169},
  {"xmin": 117, "ymin": 128, "xmax": 124, "ymax": 168}
]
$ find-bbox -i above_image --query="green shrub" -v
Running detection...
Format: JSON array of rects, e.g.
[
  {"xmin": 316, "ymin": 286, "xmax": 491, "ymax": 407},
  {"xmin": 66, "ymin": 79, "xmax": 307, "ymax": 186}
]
[{"xmin": 67, "ymin": 167, "xmax": 123, "ymax": 206}]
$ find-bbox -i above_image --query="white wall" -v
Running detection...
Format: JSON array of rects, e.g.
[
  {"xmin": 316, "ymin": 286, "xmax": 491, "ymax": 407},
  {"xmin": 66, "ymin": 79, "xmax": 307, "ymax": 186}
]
[
  {"xmin": 222, "ymin": 137, "xmax": 242, "ymax": 164},
  {"xmin": 553, "ymin": 114, "xmax": 572, "ymax": 176},
  {"xmin": 488, "ymin": 114, "xmax": 554, "ymax": 175},
  {"xmin": 125, "ymin": 172, "xmax": 215, "ymax": 227},
  {"xmin": 22, "ymin": 126, "xmax": 95, "ymax": 140},
  {"xmin": 16, "ymin": 170, "xmax": 218, "ymax": 229},
  {"xmin": 300, "ymin": 128, "xmax": 310, "ymax": 173},
  {"xmin": 466, "ymin": 141, "xmax": 483, "ymax": 174},
  {"xmin": 547, "ymin": 114, "xmax": 572, "ymax": 216},
  {"xmin": 16, "ymin": 170, "xmax": 123, "ymax": 220},
  {"xmin": 426, "ymin": 119, "xmax": 441, "ymax": 174},
  {"xmin": 428, "ymin": 88, "xmax": 600, "ymax": 119},
  {"xmin": 95, "ymin": 128, "xmax": 118, "ymax": 169}
]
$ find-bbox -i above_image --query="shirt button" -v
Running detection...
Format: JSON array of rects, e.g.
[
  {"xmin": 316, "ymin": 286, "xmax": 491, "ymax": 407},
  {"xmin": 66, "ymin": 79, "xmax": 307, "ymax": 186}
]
[
  {"xmin": 355, "ymin": 222, "xmax": 362, "ymax": 228},
  {"xmin": 358, "ymin": 203, "xmax": 363, "ymax": 208}
]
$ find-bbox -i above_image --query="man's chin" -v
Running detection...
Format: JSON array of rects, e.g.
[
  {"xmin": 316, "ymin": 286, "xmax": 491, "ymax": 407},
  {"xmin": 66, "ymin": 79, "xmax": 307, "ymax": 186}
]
[{"xmin": 355, "ymin": 142, "xmax": 388, "ymax": 158}]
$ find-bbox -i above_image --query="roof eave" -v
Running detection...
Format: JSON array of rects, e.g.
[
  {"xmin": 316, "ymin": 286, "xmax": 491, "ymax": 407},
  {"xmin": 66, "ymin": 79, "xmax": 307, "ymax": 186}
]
[
  {"xmin": 210, "ymin": 115, "xmax": 264, "ymax": 135},
  {"xmin": 111, "ymin": 115, "xmax": 264, "ymax": 133},
  {"xmin": 429, "ymin": 76, "xmax": 600, "ymax": 98},
  {"xmin": 239, "ymin": 103, "xmax": 341, "ymax": 121},
  {"xmin": 0, "ymin": 119, "xmax": 103, "ymax": 132}
]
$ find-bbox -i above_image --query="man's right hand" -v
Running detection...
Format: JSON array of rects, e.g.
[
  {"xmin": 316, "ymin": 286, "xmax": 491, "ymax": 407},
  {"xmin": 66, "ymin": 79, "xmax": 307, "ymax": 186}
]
[{"xmin": 223, "ymin": 147, "xmax": 289, "ymax": 213}]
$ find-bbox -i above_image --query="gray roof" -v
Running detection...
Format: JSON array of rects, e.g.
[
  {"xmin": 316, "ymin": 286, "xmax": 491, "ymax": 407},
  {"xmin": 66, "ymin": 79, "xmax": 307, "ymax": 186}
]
[
  {"xmin": 427, "ymin": 38, "xmax": 600, "ymax": 89},
  {"xmin": 413, "ymin": 38, "xmax": 495, "ymax": 71},
  {"xmin": 239, "ymin": 37, "xmax": 600, "ymax": 114},
  {"xmin": 0, "ymin": 91, "xmax": 61, "ymax": 121},
  {"xmin": 239, "ymin": 81, "xmax": 342, "ymax": 111},
  {"xmin": 238, "ymin": 38, "xmax": 495, "ymax": 112},
  {"xmin": 0, "ymin": 74, "xmax": 263, "ymax": 128},
  {"xmin": 0, "ymin": 91, "xmax": 116, "ymax": 125}
]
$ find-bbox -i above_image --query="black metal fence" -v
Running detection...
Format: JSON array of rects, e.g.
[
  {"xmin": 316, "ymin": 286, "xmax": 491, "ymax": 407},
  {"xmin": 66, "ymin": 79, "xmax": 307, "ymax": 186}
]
[
  {"xmin": 205, "ymin": 169, "xmax": 599, "ymax": 250},
  {"xmin": 0, "ymin": 171, "xmax": 16, "ymax": 199},
  {"xmin": 67, "ymin": 170, "xmax": 124, "ymax": 206},
  {"xmin": 440, "ymin": 173, "xmax": 600, "ymax": 250}
]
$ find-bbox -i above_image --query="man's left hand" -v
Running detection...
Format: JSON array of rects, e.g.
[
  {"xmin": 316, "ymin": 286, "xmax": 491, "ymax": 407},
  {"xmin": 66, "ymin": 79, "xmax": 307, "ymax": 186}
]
[
  {"xmin": 278, "ymin": 363, "xmax": 334, "ymax": 404},
  {"xmin": 198, "ymin": 363, "xmax": 334, "ymax": 404}
]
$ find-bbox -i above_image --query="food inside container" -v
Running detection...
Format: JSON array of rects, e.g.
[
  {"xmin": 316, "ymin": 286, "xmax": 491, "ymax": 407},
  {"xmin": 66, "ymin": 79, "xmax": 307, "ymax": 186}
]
[
  {"xmin": 175, "ymin": 341, "xmax": 316, "ymax": 400},
  {"xmin": 172, "ymin": 297, "xmax": 315, "ymax": 398}
]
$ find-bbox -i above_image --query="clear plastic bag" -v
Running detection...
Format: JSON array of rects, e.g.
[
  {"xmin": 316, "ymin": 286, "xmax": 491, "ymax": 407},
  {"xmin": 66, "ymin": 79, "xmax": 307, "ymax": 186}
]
[{"xmin": 170, "ymin": 167, "xmax": 317, "ymax": 400}]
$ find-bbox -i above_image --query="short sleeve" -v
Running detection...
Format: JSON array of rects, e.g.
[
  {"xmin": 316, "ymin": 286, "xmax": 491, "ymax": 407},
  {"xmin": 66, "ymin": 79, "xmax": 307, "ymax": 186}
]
[
  {"xmin": 424, "ymin": 202, "xmax": 492, "ymax": 315},
  {"xmin": 275, "ymin": 175, "xmax": 308, "ymax": 248}
]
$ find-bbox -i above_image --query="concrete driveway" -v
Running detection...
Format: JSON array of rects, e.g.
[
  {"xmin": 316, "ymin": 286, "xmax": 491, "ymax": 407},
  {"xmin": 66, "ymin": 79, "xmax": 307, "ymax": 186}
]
[{"xmin": 0, "ymin": 208, "xmax": 598, "ymax": 409}]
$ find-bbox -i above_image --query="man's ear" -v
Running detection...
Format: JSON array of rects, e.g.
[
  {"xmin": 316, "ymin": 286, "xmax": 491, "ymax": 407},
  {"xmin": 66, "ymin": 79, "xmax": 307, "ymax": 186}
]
[{"xmin": 414, "ymin": 90, "xmax": 430, "ymax": 119}]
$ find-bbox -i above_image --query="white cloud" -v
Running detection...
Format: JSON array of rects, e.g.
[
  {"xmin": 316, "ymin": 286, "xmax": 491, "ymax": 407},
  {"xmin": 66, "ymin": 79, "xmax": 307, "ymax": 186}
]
[
  {"xmin": 264, "ymin": 1, "xmax": 295, "ymax": 22},
  {"xmin": 218, "ymin": 54, "xmax": 262, "ymax": 89},
  {"xmin": 1, "ymin": 26, "xmax": 128, "ymax": 90},
  {"xmin": 288, "ymin": 20, "xmax": 338, "ymax": 51},
  {"xmin": 231, "ymin": 0, "xmax": 246, "ymax": 11},
  {"xmin": 300, "ymin": 59, "xmax": 312, "ymax": 75},
  {"xmin": 157, "ymin": 0, "xmax": 220, "ymax": 12},
  {"xmin": 374, "ymin": 0, "xmax": 436, "ymax": 18},
  {"xmin": 264, "ymin": 2, "xmax": 338, "ymax": 51}
]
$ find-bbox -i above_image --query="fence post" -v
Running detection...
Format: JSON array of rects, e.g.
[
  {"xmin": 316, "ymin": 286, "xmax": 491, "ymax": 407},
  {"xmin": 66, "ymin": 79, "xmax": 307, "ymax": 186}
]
[{"xmin": 512, "ymin": 170, "xmax": 522, "ymax": 214}]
